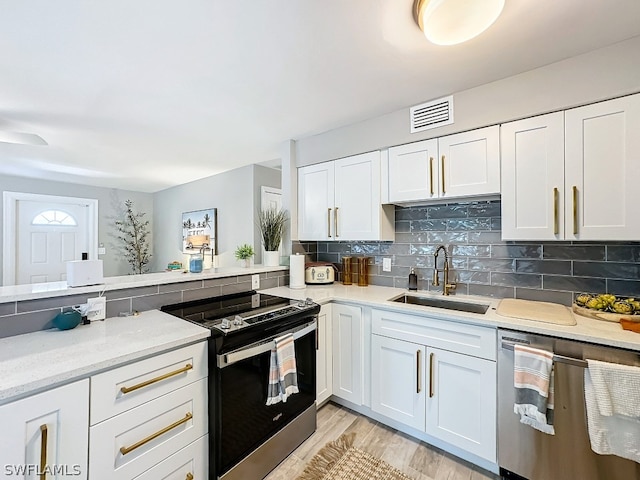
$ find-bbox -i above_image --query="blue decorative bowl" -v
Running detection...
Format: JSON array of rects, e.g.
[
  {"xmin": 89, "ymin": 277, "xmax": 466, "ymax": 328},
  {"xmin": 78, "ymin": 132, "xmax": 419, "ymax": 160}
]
[{"xmin": 53, "ymin": 311, "xmax": 82, "ymax": 330}]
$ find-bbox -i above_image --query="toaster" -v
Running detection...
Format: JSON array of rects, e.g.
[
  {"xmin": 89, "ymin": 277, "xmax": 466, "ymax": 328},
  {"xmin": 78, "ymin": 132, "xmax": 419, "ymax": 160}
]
[{"xmin": 304, "ymin": 262, "xmax": 335, "ymax": 285}]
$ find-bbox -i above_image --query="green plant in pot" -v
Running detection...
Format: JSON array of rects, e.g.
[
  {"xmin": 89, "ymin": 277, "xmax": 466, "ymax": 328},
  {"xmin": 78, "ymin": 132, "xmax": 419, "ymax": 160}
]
[
  {"xmin": 257, "ymin": 208, "xmax": 287, "ymax": 267},
  {"xmin": 235, "ymin": 243, "xmax": 255, "ymax": 267}
]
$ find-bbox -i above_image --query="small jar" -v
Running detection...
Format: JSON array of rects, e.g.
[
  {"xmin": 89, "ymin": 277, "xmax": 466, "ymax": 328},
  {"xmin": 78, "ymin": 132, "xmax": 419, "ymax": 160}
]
[
  {"xmin": 357, "ymin": 257, "xmax": 369, "ymax": 287},
  {"xmin": 189, "ymin": 254, "xmax": 203, "ymax": 273},
  {"xmin": 341, "ymin": 256, "xmax": 353, "ymax": 285}
]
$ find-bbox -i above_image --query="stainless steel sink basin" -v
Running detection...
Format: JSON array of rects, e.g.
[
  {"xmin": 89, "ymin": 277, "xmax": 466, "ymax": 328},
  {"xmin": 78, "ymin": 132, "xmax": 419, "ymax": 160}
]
[{"xmin": 390, "ymin": 294, "xmax": 490, "ymax": 314}]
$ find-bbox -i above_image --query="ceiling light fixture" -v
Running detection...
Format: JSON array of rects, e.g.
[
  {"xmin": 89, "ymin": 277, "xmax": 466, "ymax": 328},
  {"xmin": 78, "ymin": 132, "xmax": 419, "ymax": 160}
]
[
  {"xmin": 414, "ymin": 0, "xmax": 505, "ymax": 46},
  {"xmin": 0, "ymin": 131, "xmax": 48, "ymax": 146}
]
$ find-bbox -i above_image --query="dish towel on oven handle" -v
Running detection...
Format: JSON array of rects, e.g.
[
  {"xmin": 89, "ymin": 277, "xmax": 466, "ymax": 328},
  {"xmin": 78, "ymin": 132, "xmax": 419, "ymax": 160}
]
[
  {"xmin": 584, "ymin": 359, "xmax": 640, "ymax": 463},
  {"xmin": 266, "ymin": 333, "xmax": 299, "ymax": 406},
  {"xmin": 513, "ymin": 344, "xmax": 555, "ymax": 435}
]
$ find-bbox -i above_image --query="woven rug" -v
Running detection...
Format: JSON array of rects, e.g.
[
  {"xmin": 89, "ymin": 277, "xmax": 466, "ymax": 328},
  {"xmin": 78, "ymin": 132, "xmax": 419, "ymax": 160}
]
[{"xmin": 296, "ymin": 433, "xmax": 413, "ymax": 480}]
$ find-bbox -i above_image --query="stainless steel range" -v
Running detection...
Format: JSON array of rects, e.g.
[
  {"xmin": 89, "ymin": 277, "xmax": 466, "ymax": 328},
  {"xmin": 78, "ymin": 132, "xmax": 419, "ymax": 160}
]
[{"xmin": 162, "ymin": 291, "xmax": 320, "ymax": 480}]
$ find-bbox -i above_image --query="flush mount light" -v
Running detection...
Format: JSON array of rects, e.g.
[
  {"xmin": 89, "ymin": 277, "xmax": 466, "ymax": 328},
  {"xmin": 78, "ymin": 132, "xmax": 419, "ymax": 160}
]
[{"xmin": 414, "ymin": 0, "xmax": 505, "ymax": 46}]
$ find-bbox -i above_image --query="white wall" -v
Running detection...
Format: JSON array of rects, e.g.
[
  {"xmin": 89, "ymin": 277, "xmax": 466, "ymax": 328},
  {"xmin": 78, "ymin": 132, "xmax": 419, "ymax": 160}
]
[
  {"xmin": 295, "ymin": 36, "xmax": 640, "ymax": 166},
  {"xmin": 152, "ymin": 164, "xmax": 281, "ymax": 270},
  {"xmin": 0, "ymin": 174, "xmax": 154, "ymax": 281}
]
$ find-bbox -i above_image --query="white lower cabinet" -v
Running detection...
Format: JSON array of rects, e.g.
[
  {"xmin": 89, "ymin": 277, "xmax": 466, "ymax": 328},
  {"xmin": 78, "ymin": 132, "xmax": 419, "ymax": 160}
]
[
  {"xmin": 331, "ymin": 303, "xmax": 363, "ymax": 405},
  {"xmin": 132, "ymin": 434, "xmax": 208, "ymax": 480},
  {"xmin": 370, "ymin": 308, "xmax": 497, "ymax": 464},
  {"xmin": 0, "ymin": 379, "xmax": 89, "ymax": 480},
  {"xmin": 371, "ymin": 335, "xmax": 426, "ymax": 431},
  {"xmin": 426, "ymin": 347, "xmax": 496, "ymax": 462},
  {"xmin": 316, "ymin": 303, "xmax": 333, "ymax": 405}
]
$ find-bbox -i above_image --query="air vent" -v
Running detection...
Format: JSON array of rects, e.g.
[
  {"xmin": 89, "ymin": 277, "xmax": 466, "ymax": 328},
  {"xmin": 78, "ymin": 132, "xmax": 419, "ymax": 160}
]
[{"xmin": 410, "ymin": 95, "xmax": 454, "ymax": 133}]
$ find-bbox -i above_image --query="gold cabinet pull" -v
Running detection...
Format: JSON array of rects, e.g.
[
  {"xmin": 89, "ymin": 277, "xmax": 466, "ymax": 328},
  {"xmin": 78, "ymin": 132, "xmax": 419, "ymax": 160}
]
[
  {"xmin": 572, "ymin": 185, "xmax": 578, "ymax": 235},
  {"xmin": 334, "ymin": 207, "xmax": 339, "ymax": 238},
  {"xmin": 120, "ymin": 412, "xmax": 193, "ymax": 456},
  {"xmin": 441, "ymin": 155, "xmax": 446, "ymax": 194},
  {"xmin": 416, "ymin": 350, "xmax": 421, "ymax": 394},
  {"xmin": 121, "ymin": 364, "xmax": 193, "ymax": 394},
  {"xmin": 429, "ymin": 353, "xmax": 435, "ymax": 398},
  {"xmin": 40, "ymin": 424, "xmax": 48, "ymax": 480},
  {"xmin": 327, "ymin": 208, "xmax": 332, "ymax": 238},
  {"xmin": 429, "ymin": 157, "xmax": 434, "ymax": 195},
  {"xmin": 186, "ymin": 473, "xmax": 194, "ymax": 480},
  {"xmin": 553, "ymin": 187, "xmax": 559, "ymax": 235}
]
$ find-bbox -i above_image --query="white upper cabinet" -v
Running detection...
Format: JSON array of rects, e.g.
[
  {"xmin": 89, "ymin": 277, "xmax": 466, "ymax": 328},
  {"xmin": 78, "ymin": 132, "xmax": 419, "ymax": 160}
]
[
  {"xmin": 565, "ymin": 94, "xmax": 640, "ymax": 241},
  {"xmin": 386, "ymin": 126, "xmax": 500, "ymax": 203},
  {"xmin": 298, "ymin": 151, "xmax": 394, "ymax": 241},
  {"xmin": 502, "ymin": 94, "xmax": 640, "ymax": 241},
  {"xmin": 501, "ymin": 112, "xmax": 565, "ymax": 240}
]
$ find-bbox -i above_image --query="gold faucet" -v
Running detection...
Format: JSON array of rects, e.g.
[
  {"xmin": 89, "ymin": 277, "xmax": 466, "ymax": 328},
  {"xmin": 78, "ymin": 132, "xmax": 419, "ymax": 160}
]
[{"xmin": 432, "ymin": 245, "xmax": 456, "ymax": 296}]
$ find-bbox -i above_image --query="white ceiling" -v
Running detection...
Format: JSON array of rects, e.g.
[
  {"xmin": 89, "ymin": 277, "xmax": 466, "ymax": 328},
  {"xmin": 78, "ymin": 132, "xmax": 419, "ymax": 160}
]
[{"xmin": 1, "ymin": 0, "xmax": 639, "ymax": 193}]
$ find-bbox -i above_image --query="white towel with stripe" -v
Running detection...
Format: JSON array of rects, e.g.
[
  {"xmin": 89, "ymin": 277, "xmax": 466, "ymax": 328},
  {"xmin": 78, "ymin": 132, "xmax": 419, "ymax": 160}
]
[
  {"xmin": 266, "ymin": 333, "xmax": 299, "ymax": 406},
  {"xmin": 584, "ymin": 359, "xmax": 640, "ymax": 463},
  {"xmin": 513, "ymin": 344, "xmax": 555, "ymax": 435}
]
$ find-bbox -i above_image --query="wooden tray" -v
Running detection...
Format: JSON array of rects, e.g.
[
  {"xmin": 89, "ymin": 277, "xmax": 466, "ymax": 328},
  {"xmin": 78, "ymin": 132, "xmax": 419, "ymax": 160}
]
[{"xmin": 572, "ymin": 304, "xmax": 640, "ymax": 323}]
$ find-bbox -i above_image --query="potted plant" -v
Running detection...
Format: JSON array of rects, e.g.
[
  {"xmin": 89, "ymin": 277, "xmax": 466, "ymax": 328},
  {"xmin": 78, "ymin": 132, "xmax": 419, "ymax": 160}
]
[
  {"xmin": 234, "ymin": 243, "xmax": 255, "ymax": 268},
  {"xmin": 115, "ymin": 199, "xmax": 152, "ymax": 274},
  {"xmin": 257, "ymin": 207, "xmax": 287, "ymax": 266}
]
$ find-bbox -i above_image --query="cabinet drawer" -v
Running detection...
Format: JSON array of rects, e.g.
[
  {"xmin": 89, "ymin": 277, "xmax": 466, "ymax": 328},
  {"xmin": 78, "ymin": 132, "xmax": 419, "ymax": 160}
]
[
  {"xmin": 91, "ymin": 341, "xmax": 207, "ymax": 425},
  {"xmin": 372, "ymin": 309, "xmax": 496, "ymax": 360},
  {"xmin": 133, "ymin": 434, "xmax": 208, "ymax": 480},
  {"xmin": 89, "ymin": 378, "xmax": 208, "ymax": 480}
]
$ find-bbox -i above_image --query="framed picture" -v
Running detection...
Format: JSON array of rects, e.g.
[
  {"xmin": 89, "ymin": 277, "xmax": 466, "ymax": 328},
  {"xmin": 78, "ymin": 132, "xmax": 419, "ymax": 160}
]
[{"xmin": 182, "ymin": 208, "xmax": 217, "ymax": 254}]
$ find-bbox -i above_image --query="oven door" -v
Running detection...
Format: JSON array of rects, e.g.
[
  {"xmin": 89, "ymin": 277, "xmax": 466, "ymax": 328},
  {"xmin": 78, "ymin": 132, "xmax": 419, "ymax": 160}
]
[{"xmin": 214, "ymin": 320, "xmax": 317, "ymax": 476}]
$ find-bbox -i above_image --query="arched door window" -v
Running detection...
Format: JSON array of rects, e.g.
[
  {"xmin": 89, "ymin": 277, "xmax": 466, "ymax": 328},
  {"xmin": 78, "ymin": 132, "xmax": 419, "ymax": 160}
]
[{"xmin": 32, "ymin": 210, "xmax": 78, "ymax": 226}]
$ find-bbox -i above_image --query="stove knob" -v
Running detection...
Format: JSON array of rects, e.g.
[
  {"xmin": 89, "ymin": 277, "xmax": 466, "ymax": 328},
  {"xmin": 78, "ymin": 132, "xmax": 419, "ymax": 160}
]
[
  {"xmin": 305, "ymin": 297, "xmax": 314, "ymax": 306},
  {"xmin": 220, "ymin": 318, "xmax": 231, "ymax": 329},
  {"xmin": 233, "ymin": 315, "xmax": 243, "ymax": 326},
  {"xmin": 297, "ymin": 300, "xmax": 305, "ymax": 308}
]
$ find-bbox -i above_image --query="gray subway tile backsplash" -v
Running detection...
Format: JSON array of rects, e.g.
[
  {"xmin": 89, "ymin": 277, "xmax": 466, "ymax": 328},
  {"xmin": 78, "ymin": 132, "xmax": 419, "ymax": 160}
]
[{"xmin": 312, "ymin": 199, "xmax": 639, "ymax": 303}]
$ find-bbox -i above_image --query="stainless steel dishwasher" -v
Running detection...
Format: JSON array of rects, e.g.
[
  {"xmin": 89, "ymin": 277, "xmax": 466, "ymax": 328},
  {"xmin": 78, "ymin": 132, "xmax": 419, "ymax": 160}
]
[{"xmin": 497, "ymin": 329, "xmax": 640, "ymax": 480}]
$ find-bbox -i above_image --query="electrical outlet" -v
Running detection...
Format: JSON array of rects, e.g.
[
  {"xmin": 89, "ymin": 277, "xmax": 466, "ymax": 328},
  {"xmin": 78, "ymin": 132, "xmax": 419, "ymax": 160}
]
[
  {"xmin": 87, "ymin": 296, "xmax": 106, "ymax": 321},
  {"xmin": 252, "ymin": 274, "xmax": 260, "ymax": 289},
  {"xmin": 382, "ymin": 257, "xmax": 392, "ymax": 272}
]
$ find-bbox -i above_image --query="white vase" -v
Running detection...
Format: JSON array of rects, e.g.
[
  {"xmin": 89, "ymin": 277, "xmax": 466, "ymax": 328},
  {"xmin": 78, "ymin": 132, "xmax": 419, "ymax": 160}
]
[
  {"xmin": 263, "ymin": 251, "xmax": 280, "ymax": 267},
  {"xmin": 241, "ymin": 258, "xmax": 251, "ymax": 268}
]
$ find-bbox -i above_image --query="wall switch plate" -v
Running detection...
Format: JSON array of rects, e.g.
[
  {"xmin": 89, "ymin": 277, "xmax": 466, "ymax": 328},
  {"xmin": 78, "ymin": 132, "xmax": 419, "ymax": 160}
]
[
  {"xmin": 382, "ymin": 258, "xmax": 392, "ymax": 272},
  {"xmin": 252, "ymin": 274, "xmax": 260, "ymax": 289},
  {"xmin": 98, "ymin": 247, "xmax": 106, "ymax": 255},
  {"xmin": 87, "ymin": 296, "xmax": 106, "ymax": 321}
]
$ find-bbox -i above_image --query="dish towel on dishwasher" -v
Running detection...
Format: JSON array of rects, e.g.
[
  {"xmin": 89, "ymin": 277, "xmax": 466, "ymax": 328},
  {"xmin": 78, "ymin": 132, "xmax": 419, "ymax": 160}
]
[
  {"xmin": 513, "ymin": 344, "xmax": 555, "ymax": 435},
  {"xmin": 584, "ymin": 359, "xmax": 640, "ymax": 463},
  {"xmin": 266, "ymin": 333, "xmax": 299, "ymax": 406}
]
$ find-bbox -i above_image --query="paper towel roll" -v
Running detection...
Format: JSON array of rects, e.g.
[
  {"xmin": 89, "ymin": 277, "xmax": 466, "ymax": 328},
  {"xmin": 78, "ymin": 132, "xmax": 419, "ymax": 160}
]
[{"xmin": 289, "ymin": 254, "xmax": 306, "ymax": 289}]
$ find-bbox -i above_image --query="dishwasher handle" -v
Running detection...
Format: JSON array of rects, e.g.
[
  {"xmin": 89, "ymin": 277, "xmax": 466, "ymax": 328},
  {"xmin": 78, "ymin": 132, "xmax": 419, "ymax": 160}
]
[{"xmin": 501, "ymin": 339, "xmax": 588, "ymax": 368}]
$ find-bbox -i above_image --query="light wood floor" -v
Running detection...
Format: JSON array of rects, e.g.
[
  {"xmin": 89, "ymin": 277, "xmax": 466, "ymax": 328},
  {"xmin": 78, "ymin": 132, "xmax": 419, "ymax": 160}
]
[{"xmin": 265, "ymin": 402, "xmax": 500, "ymax": 480}]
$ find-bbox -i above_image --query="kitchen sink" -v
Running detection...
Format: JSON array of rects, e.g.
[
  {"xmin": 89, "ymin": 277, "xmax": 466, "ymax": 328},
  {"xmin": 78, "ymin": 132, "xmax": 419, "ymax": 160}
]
[{"xmin": 389, "ymin": 294, "xmax": 490, "ymax": 314}]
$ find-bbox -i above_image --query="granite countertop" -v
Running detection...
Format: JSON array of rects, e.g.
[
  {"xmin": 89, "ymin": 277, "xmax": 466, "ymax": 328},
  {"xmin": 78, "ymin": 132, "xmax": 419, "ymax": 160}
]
[
  {"xmin": 0, "ymin": 310, "xmax": 210, "ymax": 404},
  {"xmin": 0, "ymin": 265, "xmax": 288, "ymax": 303},
  {"xmin": 259, "ymin": 284, "xmax": 640, "ymax": 352}
]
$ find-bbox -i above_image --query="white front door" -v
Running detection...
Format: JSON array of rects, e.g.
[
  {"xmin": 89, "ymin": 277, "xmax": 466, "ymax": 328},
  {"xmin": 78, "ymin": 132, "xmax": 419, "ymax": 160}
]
[{"xmin": 3, "ymin": 192, "xmax": 98, "ymax": 285}]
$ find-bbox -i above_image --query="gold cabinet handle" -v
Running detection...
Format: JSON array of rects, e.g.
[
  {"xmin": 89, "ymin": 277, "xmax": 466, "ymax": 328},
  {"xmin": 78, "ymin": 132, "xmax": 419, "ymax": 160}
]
[
  {"xmin": 327, "ymin": 208, "xmax": 332, "ymax": 238},
  {"xmin": 40, "ymin": 424, "xmax": 48, "ymax": 480},
  {"xmin": 441, "ymin": 155, "xmax": 446, "ymax": 194},
  {"xmin": 553, "ymin": 187, "xmax": 559, "ymax": 235},
  {"xmin": 429, "ymin": 157, "xmax": 434, "ymax": 195},
  {"xmin": 429, "ymin": 353, "xmax": 435, "ymax": 398},
  {"xmin": 186, "ymin": 473, "xmax": 194, "ymax": 480},
  {"xmin": 416, "ymin": 350, "xmax": 421, "ymax": 394},
  {"xmin": 572, "ymin": 185, "xmax": 578, "ymax": 235},
  {"xmin": 120, "ymin": 412, "xmax": 193, "ymax": 456},
  {"xmin": 334, "ymin": 207, "xmax": 339, "ymax": 238},
  {"xmin": 121, "ymin": 364, "xmax": 193, "ymax": 394}
]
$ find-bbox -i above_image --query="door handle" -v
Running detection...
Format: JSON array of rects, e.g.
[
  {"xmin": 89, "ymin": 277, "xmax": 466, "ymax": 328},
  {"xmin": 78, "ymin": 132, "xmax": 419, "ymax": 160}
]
[
  {"xmin": 327, "ymin": 208, "xmax": 332, "ymax": 238},
  {"xmin": 553, "ymin": 187, "xmax": 559, "ymax": 235},
  {"xmin": 120, "ymin": 364, "xmax": 193, "ymax": 394},
  {"xmin": 334, "ymin": 207, "xmax": 339, "ymax": 238},
  {"xmin": 429, "ymin": 157, "xmax": 434, "ymax": 195},
  {"xmin": 120, "ymin": 413, "xmax": 193, "ymax": 455},
  {"xmin": 40, "ymin": 424, "xmax": 48, "ymax": 480},
  {"xmin": 429, "ymin": 352, "xmax": 435, "ymax": 398},
  {"xmin": 572, "ymin": 185, "xmax": 578, "ymax": 235},
  {"xmin": 416, "ymin": 350, "xmax": 421, "ymax": 393},
  {"xmin": 441, "ymin": 155, "xmax": 446, "ymax": 194}
]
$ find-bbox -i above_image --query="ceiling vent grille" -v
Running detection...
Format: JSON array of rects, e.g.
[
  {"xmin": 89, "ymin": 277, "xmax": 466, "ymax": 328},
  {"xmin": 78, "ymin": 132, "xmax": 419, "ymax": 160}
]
[{"xmin": 410, "ymin": 95, "xmax": 454, "ymax": 133}]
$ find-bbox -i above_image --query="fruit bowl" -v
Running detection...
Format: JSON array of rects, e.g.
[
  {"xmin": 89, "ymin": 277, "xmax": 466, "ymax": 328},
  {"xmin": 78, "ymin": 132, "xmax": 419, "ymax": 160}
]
[{"xmin": 573, "ymin": 293, "xmax": 640, "ymax": 323}]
